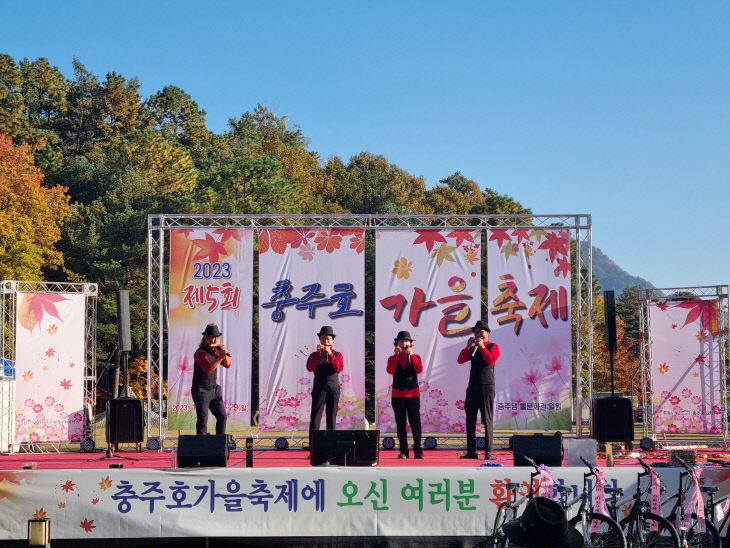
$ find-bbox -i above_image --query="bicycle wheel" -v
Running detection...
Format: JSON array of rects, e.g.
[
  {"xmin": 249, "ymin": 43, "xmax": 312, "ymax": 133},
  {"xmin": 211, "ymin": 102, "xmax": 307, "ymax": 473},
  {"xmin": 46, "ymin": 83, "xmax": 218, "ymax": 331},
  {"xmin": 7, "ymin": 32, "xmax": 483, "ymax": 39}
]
[
  {"xmin": 569, "ymin": 512, "xmax": 627, "ymax": 548},
  {"xmin": 491, "ymin": 503, "xmax": 510, "ymax": 547},
  {"xmin": 620, "ymin": 512, "xmax": 680, "ymax": 548},
  {"xmin": 668, "ymin": 514, "xmax": 720, "ymax": 548}
]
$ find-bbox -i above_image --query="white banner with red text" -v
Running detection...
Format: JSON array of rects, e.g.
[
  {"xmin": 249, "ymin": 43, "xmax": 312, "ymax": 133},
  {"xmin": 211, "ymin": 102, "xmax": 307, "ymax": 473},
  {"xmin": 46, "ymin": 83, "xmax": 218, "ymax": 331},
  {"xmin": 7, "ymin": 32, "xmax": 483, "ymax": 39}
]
[
  {"xmin": 649, "ymin": 299, "xmax": 723, "ymax": 434},
  {"xmin": 486, "ymin": 228, "xmax": 572, "ymax": 430},
  {"xmin": 258, "ymin": 228, "xmax": 366, "ymax": 432},
  {"xmin": 375, "ymin": 228, "xmax": 481, "ymax": 434},
  {"xmin": 167, "ymin": 228, "xmax": 253, "ymax": 431},
  {"xmin": 0, "ymin": 466, "xmax": 727, "ymax": 539}
]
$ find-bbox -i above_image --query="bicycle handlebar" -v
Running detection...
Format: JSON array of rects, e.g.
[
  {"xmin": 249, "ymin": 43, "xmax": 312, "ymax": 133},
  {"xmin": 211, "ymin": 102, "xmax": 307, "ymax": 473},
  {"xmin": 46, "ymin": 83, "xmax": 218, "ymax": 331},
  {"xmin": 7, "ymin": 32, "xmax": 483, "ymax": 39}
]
[
  {"xmin": 636, "ymin": 456, "xmax": 652, "ymax": 472},
  {"xmin": 579, "ymin": 455, "xmax": 598, "ymax": 475},
  {"xmin": 707, "ymin": 458, "xmax": 730, "ymax": 467},
  {"xmin": 523, "ymin": 456, "xmax": 540, "ymax": 472}
]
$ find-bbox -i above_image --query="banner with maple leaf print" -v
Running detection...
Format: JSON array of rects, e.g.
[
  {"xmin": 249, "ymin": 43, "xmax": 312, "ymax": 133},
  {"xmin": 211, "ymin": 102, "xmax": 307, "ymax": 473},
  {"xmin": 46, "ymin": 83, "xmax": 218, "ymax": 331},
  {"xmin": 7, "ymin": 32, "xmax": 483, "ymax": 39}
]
[
  {"xmin": 486, "ymin": 228, "xmax": 572, "ymax": 430},
  {"xmin": 168, "ymin": 228, "xmax": 253, "ymax": 431},
  {"xmin": 258, "ymin": 228, "xmax": 365, "ymax": 432},
  {"xmin": 649, "ymin": 300, "xmax": 722, "ymax": 434},
  {"xmin": 14, "ymin": 292, "xmax": 85, "ymax": 443},
  {"xmin": 374, "ymin": 228, "xmax": 481, "ymax": 434}
]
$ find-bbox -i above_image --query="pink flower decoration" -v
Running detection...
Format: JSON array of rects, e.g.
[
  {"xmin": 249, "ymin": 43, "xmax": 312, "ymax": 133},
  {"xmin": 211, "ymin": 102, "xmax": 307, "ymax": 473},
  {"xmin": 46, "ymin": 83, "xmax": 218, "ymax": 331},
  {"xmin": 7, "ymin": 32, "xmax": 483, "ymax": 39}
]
[
  {"xmin": 298, "ymin": 243, "xmax": 315, "ymax": 261},
  {"xmin": 667, "ymin": 424, "xmax": 679, "ymax": 433},
  {"xmin": 275, "ymin": 416, "xmax": 292, "ymax": 430},
  {"xmin": 340, "ymin": 374, "xmax": 351, "ymax": 382},
  {"xmin": 72, "ymin": 412, "xmax": 83, "ymax": 422},
  {"xmin": 288, "ymin": 398, "xmax": 300, "ymax": 408},
  {"xmin": 661, "ymin": 391, "xmax": 671, "ymax": 400},
  {"xmin": 669, "ymin": 396, "xmax": 681, "ymax": 405},
  {"xmin": 710, "ymin": 425, "xmax": 721, "ymax": 433},
  {"xmin": 343, "ymin": 400, "xmax": 355, "ymax": 411},
  {"xmin": 681, "ymin": 389, "xmax": 692, "ymax": 399},
  {"xmin": 546, "ymin": 356, "xmax": 564, "ymax": 373},
  {"xmin": 451, "ymin": 423, "xmax": 465, "ymax": 433},
  {"xmin": 275, "ymin": 388, "xmax": 288, "ymax": 398},
  {"xmin": 45, "ymin": 396, "xmax": 55, "ymax": 406},
  {"xmin": 437, "ymin": 398, "xmax": 448, "ymax": 407},
  {"xmin": 69, "ymin": 432, "xmax": 81, "ymax": 441},
  {"xmin": 429, "ymin": 389, "xmax": 443, "ymax": 399},
  {"xmin": 377, "ymin": 400, "xmax": 390, "ymax": 409},
  {"xmin": 287, "ymin": 416, "xmax": 299, "ymax": 426},
  {"xmin": 45, "ymin": 425, "xmax": 56, "ymax": 435},
  {"xmin": 522, "ymin": 368, "xmax": 542, "ymax": 385},
  {"xmin": 419, "ymin": 381, "xmax": 430, "ymax": 391},
  {"xmin": 32, "ymin": 404, "xmax": 43, "ymax": 413},
  {"xmin": 295, "ymin": 392, "xmax": 308, "ymax": 401},
  {"xmin": 24, "ymin": 399, "xmax": 34, "ymax": 408},
  {"xmin": 28, "ymin": 432, "xmax": 41, "ymax": 442},
  {"xmin": 299, "ymin": 377, "xmax": 310, "ymax": 385},
  {"xmin": 713, "ymin": 405, "xmax": 722, "ymax": 415},
  {"xmin": 455, "ymin": 400, "xmax": 465, "ymax": 410},
  {"xmin": 691, "ymin": 396, "xmax": 702, "ymax": 405},
  {"xmin": 429, "ymin": 408, "xmax": 443, "ymax": 419}
]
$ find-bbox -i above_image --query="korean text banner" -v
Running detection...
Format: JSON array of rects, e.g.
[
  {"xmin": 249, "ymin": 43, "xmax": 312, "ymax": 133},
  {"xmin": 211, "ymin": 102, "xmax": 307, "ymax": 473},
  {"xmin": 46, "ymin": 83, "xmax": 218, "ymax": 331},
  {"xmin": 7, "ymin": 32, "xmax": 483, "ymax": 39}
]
[
  {"xmin": 14, "ymin": 292, "xmax": 85, "ymax": 442},
  {"xmin": 486, "ymin": 228, "xmax": 572, "ymax": 429},
  {"xmin": 168, "ymin": 228, "xmax": 253, "ymax": 431},
  {"xmin": 375, "ymin": 229, "xmax": 481, "ymax": 433},
  {"xmin": 649, "ymin": 300, "xmax": 722, "ymax": 434},
  {"xmin": 258, "ymin": 228, "xmax": 365, "ymax": 432}
]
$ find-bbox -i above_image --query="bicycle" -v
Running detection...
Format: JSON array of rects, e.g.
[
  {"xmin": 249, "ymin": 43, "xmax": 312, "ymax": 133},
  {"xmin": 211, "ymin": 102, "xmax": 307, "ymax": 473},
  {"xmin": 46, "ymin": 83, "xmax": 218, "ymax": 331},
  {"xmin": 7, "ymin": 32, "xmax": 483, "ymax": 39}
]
[
  {"xmin": 553, "ymin": 456, "xmax": 626, "ymax": 547},
  {"xmin": 662, "ymin": 455, "xmax": 720, "ymax": 548},
  {"xmin": 605, "ymin": 457, "xmax": 680, "ymax": 547},
  {"xmin": 704, "ymin": 459, "xmax": 730, "ymax": 548},
  {"xmin": 491, "ymin": 456, "xmax": 541, "ymax": 547}
]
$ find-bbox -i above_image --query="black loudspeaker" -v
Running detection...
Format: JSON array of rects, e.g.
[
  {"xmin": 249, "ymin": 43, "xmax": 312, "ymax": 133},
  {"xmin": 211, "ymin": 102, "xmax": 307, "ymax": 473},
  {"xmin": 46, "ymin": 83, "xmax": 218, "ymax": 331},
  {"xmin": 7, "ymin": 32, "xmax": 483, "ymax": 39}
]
[
  {"xmin": 310, "ymin": 430, "xmax": 379, "ymax": 466},
  {"xmin": 177, "ymin": 434, "xmax": 230, "ymax": 468},
  {"xmin": 107, "ymin": 397, "xmax": 144, "ymax": 444},
  {"xmin": 511, "ymin": 432, "xmax": 563, "ymax": 467},
  {"xmin": 116, "ymin": 290, "xmax": 132, "ymax": 353},
  {"xmin": 593, "ymin": 397, "xmax": 633, "ymax": 443},
  {"xmin": 603, "ymin": 290, "xmax": 617, "ymax": 352}
]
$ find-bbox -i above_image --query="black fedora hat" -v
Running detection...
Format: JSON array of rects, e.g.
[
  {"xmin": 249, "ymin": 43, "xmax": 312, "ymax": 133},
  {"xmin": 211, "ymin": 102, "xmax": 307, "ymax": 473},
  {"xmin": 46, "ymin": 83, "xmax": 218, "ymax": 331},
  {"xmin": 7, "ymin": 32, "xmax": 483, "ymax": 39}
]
[
  {"xmin": 317, "ymin": 325, "xmax": 336, "ymax": 338},
  {"xmin": 472, "ymin": 320, "xmax": 490, "ymax": 332},
  {"xmin": 202, "ymin": 323, "xmax": 222, "ymax": 337},
  {"xmin": 394, "ymin": 330, "xmax": 414, "ymax": 342},
  {"xmin": 502, "ymin": 497, "xmax": 582, "ymax": 548}
]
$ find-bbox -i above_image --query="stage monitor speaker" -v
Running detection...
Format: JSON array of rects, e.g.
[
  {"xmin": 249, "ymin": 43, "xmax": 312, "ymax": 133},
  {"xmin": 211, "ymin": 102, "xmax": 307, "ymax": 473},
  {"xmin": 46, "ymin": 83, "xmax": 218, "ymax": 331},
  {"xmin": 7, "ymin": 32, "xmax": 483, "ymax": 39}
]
[
  {"xmin": 512, "ymin": 431, "xmax": 563, "ymax": 467},
  {"xmin": 116, "ymin": 290, "xmax": 132, "ymax": 353},
  {"xmin": 603, "ymin": 290, "xmax": 617, "ymax": 352},
  {"xmin": 177, "ymin": 434, "xmax": 230, "ymax": 468},
  {"xmin": 310, "ymin": 430, "xmax": 379, "ymax": 466},
  {"xmin": 107, "ymin": 397, "xmax": 144, "ymax": 444},
  {"xmin": 593, "ymin": 397, "xmax": 633, "ymax": 443}
]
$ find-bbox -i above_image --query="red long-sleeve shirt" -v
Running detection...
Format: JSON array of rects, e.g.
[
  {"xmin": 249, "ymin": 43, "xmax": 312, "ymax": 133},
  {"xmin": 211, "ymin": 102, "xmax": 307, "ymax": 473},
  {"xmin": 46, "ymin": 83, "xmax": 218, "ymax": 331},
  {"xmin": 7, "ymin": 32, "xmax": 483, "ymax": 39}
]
[
  {"xmin": 305, "ymin": 349, "xmax": 344, "ymax": 373},
  {"xmin": 387, "ymin": 353, "xmax": 423, "ymax": 397},
  {"xmin": 457, "ymin": 343, "xmax": 500, "ymax": 365},
  {"xmin": 193, "ymin": 346, "xmax": 231, "ymax": 373}
]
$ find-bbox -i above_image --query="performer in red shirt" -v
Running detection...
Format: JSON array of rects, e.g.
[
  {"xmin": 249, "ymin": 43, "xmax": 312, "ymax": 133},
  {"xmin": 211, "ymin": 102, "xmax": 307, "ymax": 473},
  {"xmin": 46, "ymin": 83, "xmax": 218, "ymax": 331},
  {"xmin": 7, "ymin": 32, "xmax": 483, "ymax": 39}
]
[
  {"xmin": 306, "ymin": 325, "xmax": 344, "ymax": 433},
  {"xmin": 387, "ymin": 330, "xmax": 424, "ymax": 459},
  {"xmin": 457, "ymin": 320, "xmax": 500, "ymax": 459},
  {"xmin": 192, "ymin": 323, "xmax": 231, "ymax": 435}
]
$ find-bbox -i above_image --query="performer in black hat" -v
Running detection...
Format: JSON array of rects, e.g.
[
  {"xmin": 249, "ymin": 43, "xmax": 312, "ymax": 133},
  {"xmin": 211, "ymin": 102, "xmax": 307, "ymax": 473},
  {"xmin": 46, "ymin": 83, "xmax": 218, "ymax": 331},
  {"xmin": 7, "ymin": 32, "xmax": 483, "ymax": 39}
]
[
  {"xmin": 192, "ymin": 323, "xmax": 231, "ymax": 435},
  {"xmin": 386, "ymin": 330, "xmax": 424, "ymax": 459},
  {"xmin": 306, "ymin": 325, "xmax": 344, "ymax": 432},
  {"xmin": 457, "ymin": 320, "xmax": 500, "ymax": 459}
]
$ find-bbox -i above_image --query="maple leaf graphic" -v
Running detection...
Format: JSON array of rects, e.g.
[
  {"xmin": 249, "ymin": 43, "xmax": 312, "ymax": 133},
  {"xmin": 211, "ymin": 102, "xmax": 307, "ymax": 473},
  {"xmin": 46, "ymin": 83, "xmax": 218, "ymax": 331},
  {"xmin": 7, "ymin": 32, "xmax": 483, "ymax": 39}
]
[
  {"xmin": 191, "ymin": 233, "xmax": 229, "ymax": 263},
  {"xmin": 445, "ymin": 229, "xmax": 475, "ymax": 247},
  {"xmin": 413, "ymin": 229, "xmax": 446, "ymax": 252},
  {"xmin": 18, "ymin": 293, "xmax": 69, "ymax": 333},
  {"xmin": 289, "ymin": 229, "xmax": 315, "ymax": 249},
  {"xmin": 45, "ymin": 348, "xmax": 56, "ymax": 358},
  {"xmin": 511, "ymin": 228, "xmax": 531, "ymax": 243},
  {"xmin": 488, "ymin": 228, "xmax": 511, "ymax": 249},
  {"xmin": 61, "ymin": 480, "xmax": 75, "ymax": 493},
  {"xmin": 258, "ymin": 228, "xmax": 297, "ymax": 254},
  {"xmin": 656, "ymin": 301, "xmax": 669, "ymax": 311},
  {"xmin": 22, "ymin": 370, "xmax": 33, "ymax": 382},
  {"xmin": 60, "ymin": 379, "xmax": 72, "ymax": 390},
  {"xmin": 33, "ymin": 507, "xmax": 47, "ymax": 518},
  {"xmin": 98, "ymin": 476, "xmax": 112, "ymax": 491},
  {"xmin": 464, "ymin": 249, "xmax": 479, "ymax": 265},
  {"xmin": 537, "ymin": 231, "xmax": 569, "ymax": 262},
  {"xmin": 554, "ymin": 256, "xmax": 571, "ymax": 278},
  {"xmin": 658, "ymin": 363, "xmax": 668, "ymax": 374},
  {"xmin": 80, "ymin": 518, "xmax": 96, "ymax": 533},
  {"xmin": 501, "ymin": 242, "xmax": 519, "ymax": 260},
  {"xmin": 58, "ymin": 502, "xmax": 65, "ymax": 509},
  {"xmin": 695, "ymin": 354, "xmax": 706, "ymax": 364},
  {"xmin": 314, "ymin": 230, "xmax": 342, "ymax": 252},
  {"xmin": 92, "ymin": 497, "xmax": 99, "ymax": 504},
  {"xmin": 696, "ymin": 330, "xmax": 707, "ymax": 341},
  {"xmin": 212, "ymin": 228, "xmax": 244, "ymax": 243},
  {"xmin": 431, "ymin": 243, "xmax": 457, "ymax": 266},
  {"xmin": 349, "ymin": 232, "xmax": 365, "ymax": 254},
  {"xmin": 674, "ymin": 300, "xmax": 719, "ymax": 336},
  {"xmin": 392, "ymin": 257, "xmax": 413, "ymax": 279},
  {"xmin": 47, "ymin": 324, "xmax": 58, "ymax": 335}
]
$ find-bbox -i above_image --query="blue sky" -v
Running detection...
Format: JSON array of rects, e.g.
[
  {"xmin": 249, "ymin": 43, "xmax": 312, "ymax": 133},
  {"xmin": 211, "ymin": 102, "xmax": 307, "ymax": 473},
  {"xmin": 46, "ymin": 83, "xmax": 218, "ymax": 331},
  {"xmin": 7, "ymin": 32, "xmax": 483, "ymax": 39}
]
[{"xmin": 2, "ymin": 2, "xmax": 728, "ymax": 290}]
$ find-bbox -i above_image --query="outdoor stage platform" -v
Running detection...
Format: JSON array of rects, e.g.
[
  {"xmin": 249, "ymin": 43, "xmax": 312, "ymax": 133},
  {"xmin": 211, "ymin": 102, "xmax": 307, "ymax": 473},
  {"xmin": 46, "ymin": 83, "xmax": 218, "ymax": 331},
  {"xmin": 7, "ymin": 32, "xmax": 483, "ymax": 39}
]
[{"xmin": 2, "ymin": 447, "xmax": 730, "ymax": 545}]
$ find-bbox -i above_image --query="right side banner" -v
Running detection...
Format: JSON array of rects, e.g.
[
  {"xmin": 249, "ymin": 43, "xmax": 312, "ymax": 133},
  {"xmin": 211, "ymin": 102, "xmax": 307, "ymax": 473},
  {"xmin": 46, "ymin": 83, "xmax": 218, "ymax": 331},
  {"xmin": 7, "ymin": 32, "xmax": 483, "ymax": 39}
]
[
  {"xmin": 487, "ymin": 228, "xmax": 572, "ymax": 429},
  {"xmin": 649, "ymin": 299, "xmax": 722, "ymax": 434}
]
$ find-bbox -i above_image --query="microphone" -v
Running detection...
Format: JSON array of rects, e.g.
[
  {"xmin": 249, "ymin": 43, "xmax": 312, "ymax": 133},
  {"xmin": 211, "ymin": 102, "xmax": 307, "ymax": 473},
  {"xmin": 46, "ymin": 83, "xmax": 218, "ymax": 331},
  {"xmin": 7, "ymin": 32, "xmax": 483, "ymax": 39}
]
[{"xmin": 471, "ymin": 340, "xmax": 480, "ymax": 357}]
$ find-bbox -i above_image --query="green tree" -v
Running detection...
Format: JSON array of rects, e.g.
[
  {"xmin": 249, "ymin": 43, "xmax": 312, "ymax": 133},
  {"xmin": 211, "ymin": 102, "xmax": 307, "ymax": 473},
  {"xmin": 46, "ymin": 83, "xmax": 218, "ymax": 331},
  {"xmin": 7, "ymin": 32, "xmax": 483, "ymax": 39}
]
[
  {"xmin": 616, "ymin": 285, "xmax": 641, "ymax": 358},
  {"xmin": 145, "ymin": 85, "xmax": 210, "ymax": 149},
  {"xmin": 0, "ymin": 54, "xmax": 25, "ymax": 136}
]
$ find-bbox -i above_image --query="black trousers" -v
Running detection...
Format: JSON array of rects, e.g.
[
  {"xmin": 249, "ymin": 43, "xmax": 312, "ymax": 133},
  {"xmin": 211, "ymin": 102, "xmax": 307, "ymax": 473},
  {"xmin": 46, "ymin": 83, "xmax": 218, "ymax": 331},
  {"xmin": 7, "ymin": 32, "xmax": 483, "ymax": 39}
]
[
  {"xmin": 465, "ymin": 383, "xmax": 495, "ymax": 454},
  {"xmin": 392, "ymin": 397, "xmax": 422, "ymax": 455},
  {"xmin": 192, "ymin": 384, "xmax": 227, "ymax": 435},
  {"xmin": 309, "ymin": 383, "xmax": 340, "ymax": 431}
]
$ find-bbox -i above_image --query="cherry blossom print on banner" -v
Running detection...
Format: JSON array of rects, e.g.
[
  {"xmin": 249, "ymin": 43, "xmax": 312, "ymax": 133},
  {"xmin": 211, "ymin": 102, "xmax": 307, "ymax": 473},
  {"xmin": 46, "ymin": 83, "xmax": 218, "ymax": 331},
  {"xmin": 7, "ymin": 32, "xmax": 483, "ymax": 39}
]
[
  {"xmin": 649, "ymin": 299, "xmax": 722, "ymax": 434},
  {"xmin": 258, "ymin": 228, "xmax": 366, "ymax": 432},
  {"xmin": 486, "ymin": 228, "xmax": 572, "ymax": 430},
  {"xmin": 167, "ymin": 228, "xmax": 253, "ymax": 431},
  {"xmin": 14, "ymin": 292, "xmax": 85, "ymax": 442}
]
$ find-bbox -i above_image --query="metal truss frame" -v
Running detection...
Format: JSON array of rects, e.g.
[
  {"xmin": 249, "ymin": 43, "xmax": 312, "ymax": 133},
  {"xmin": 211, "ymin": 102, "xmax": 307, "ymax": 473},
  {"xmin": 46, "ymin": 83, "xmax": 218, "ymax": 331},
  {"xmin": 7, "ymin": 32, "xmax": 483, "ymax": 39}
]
[
  {"xmin": 148, "ymin": 214, "xmax": 593, "ymax": 447},
  {"xmin": 0, "ymin": 280, "xmax": 97, "ymax": 453},
  {"xmin": 638, "ymin": 285, "xmax": 729, "ymax": 446}
]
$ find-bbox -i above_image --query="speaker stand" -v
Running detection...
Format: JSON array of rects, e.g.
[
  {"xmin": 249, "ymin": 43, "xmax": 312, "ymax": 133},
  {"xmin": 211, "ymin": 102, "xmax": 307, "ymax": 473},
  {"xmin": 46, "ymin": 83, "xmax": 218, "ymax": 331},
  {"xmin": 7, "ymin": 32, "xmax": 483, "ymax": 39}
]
[{"xmin": 87, "ymin": 444, "xmax": 139, "ymax": 462}]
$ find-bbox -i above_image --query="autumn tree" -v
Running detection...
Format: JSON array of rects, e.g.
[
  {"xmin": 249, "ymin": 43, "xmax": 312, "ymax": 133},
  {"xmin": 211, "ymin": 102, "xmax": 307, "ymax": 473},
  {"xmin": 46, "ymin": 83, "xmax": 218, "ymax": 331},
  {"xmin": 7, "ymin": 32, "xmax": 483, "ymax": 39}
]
[{"xmin": 0, "ymin": 134, "xmax": 70, "ymax": 279}]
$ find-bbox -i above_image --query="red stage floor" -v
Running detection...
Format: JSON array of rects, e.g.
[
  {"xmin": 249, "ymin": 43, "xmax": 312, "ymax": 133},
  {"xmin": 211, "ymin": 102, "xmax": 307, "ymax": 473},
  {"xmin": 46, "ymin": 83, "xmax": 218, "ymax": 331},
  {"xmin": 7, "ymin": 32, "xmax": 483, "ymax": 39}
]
[{"xmin": 2, "ymin": 447, "xmax": 729, "ymax": 469}]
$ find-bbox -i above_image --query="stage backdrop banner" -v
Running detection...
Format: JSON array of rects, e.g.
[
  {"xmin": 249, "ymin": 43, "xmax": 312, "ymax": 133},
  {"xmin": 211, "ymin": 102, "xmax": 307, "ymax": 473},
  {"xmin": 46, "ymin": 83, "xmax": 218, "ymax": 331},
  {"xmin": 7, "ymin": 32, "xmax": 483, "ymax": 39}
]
[
  {"xmin": 14, "ymin": 292, "xmax": 85, "ymax": 442},
  {"xmin": 375, "ymin": 229, "xmax": 481, "ymax": 434},
  {"xmin": 486, "ymin": 228, "xmax": 572, "ymax": 429},
  {"xmin": 258, "ymin": 228, "xmax": 365, "ymax": 432},
  {"xmin": 168, "ymin": 228, "xmax": 253, "ymax": 431},
  {"xmin": 649, "ymin": 299, "xmax": 723, "ymax": 434}
]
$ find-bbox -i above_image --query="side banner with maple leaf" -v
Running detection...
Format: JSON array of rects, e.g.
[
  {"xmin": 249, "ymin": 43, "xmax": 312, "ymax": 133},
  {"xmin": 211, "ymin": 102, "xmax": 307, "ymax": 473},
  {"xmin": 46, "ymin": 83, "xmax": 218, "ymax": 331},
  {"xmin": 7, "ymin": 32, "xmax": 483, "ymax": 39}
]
[
  {"xmin": 649, "ymin": 300, "xmax": 722, "ymax": 434},
  {"xmin": 486, "ymin": 228, "xmax": 572, "ymax": 430},
  {"xmin": 258, "ymin": 228, "xmax": 366, "ymax": 432},
  {"xmin": 14, "ymin": 292, "xmax": 85, "ymax": 443},
  {"xmin": 374, "ymin": 229, "xmax": 481, "ymax": 434},
  {"xmin": 167, "ymin": 228, "xmax": 253, "ymax": 431}
]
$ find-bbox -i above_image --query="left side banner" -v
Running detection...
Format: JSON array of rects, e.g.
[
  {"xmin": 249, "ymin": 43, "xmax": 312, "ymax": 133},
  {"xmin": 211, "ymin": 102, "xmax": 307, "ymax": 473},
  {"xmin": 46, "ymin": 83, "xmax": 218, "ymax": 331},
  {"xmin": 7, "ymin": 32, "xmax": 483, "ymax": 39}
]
[
  {"xmin": 258, "ymin": 228, "xmax": 365, "ymax": 432},
  {"xmin": 15, "ymin": 292, "xmax": 85, "ymax": 442},
  {"xmin": 168, "ymin": 228, "xmax": 253, "ymax": 431}
]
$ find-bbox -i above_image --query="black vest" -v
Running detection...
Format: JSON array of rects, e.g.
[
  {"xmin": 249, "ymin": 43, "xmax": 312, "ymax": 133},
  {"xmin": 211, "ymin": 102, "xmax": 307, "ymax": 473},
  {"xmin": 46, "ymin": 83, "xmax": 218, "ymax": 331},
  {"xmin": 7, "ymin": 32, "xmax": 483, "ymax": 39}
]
[
  {"xmin": 192, "ymin": 347, "xmax": 220, "ymax": 390},
  {"xmin": 313, "ymin": 352, "xmax": 340, "ymax": 388},
  {"xmin": 392, "ymin": 356, "xmax": 418, "ymax": 392},
  {"xmin": 469, "ymin": 342, "xmax": 495, "ymax": 386}
]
